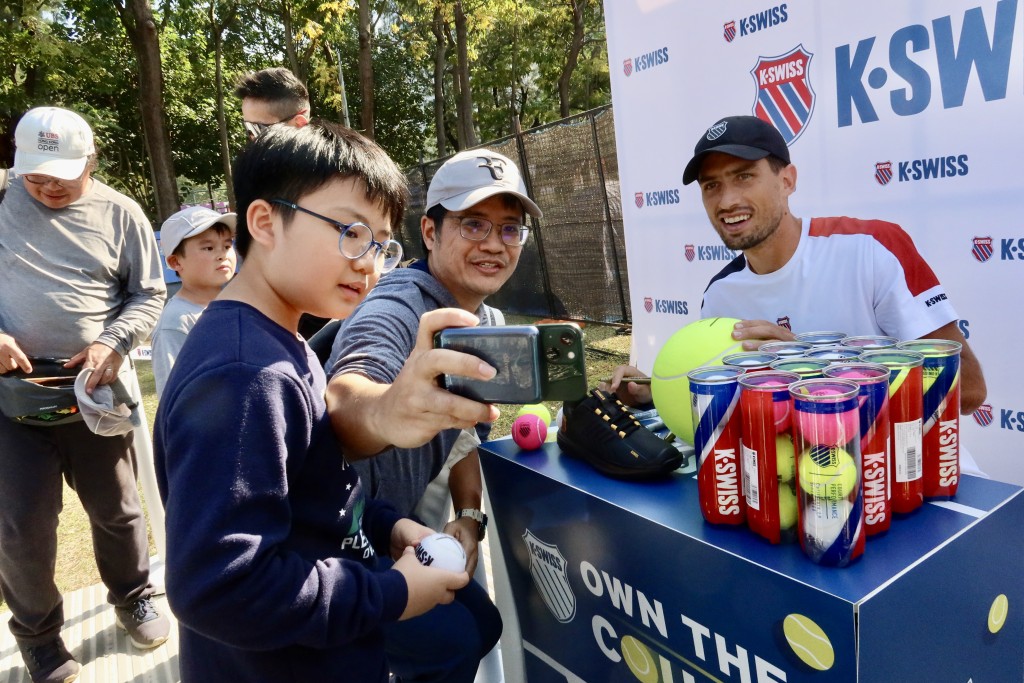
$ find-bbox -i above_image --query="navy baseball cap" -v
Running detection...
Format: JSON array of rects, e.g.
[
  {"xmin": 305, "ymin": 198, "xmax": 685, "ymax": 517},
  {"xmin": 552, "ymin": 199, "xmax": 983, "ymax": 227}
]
[{"xmin": 682, "ymin": 116, "xmax": 790, "ymax": 185}]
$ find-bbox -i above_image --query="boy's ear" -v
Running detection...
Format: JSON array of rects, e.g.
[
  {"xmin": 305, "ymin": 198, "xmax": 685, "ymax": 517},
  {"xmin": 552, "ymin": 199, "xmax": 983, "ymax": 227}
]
[
  {"xmin": 166, "ymin": 254, "xmax": 183, "ymax": 274},
  {"xmin": 421, "ymin": 215, "xmax": 437, "ymax": 253},
  {"xmin": 246, "ymin": 199, "xmax": 277, "ymax": 249}
]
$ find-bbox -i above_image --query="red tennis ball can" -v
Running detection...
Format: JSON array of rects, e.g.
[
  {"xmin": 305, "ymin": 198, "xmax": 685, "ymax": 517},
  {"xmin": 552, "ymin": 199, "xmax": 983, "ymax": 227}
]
[
  {"xmin": 512, "ymin": 414, "xmax": 547, "ymax": 451},
  {"xmin": 861, "ymin": 350, "xmax": 925, "ymax": 514},
  {"xmin": 897, "ymin": 339, "xmax": 962, "ymax": 499},
  {"xmin": 737, "ymin": 370, "xmax": 801, "ymax": 544},
  {"xmin": 824, "ymin": 363, "xmax": 892, "ymax": 537},
  {"xmin": 688, "ymin": 366, "xmax": 745, "ymax": 525}
]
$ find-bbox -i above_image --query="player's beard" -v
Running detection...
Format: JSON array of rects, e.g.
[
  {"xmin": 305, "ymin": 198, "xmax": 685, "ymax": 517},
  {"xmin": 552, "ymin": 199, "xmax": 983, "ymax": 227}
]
[{"xmin": 715, "ymin": 207, "xmax": 785, "ymax": 252}]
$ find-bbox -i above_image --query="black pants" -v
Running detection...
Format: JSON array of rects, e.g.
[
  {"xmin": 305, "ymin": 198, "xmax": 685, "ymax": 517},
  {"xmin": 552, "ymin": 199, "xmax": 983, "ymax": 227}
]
[{"xmin": 0, "ymin": 418, "xmax": 154, "ymax": 646}]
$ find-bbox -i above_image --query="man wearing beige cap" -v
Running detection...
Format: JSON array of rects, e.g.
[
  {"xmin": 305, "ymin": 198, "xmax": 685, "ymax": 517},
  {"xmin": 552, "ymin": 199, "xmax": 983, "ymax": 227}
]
[
  {"xmin": 0, "ymin": 106, "xmax": 169, "ymax": 682},
  {"xmin": 325, "ymin": 149, "xmax": 542, "ymax": 683}
]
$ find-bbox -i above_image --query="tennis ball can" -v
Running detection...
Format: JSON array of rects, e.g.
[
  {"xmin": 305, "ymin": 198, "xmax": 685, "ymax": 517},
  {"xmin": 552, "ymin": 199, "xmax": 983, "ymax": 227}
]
[
  {"xmin": 689, "ymin": 366, "xmax": 745, "ymax": 525},
  {"xmin": 897, "ymin": 339, "xmax": 962, "ymax": 499},
  {"xmin": 790, "ymin": 378, "xmax": 865, "ymax": 567},
  {"xmin": 737, "ymin": 370, "xmax": 801, "ymax": 544},
  {"xmin": 824, "ymin": 363, "xmax": 892, "ymax": 537},
  {"xmin": 861, "ymin": 350, "xmax": 925, "ymax": 514}
]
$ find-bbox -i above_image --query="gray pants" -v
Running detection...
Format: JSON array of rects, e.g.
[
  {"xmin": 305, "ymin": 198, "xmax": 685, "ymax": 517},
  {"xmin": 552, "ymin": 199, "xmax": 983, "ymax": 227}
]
[{"xmin": 0, "ymin": 418, "xmax": 153, "ymax": 647}]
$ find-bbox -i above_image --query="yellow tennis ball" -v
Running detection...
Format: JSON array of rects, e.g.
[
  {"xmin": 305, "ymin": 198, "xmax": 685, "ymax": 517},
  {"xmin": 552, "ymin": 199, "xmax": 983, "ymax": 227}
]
[
  {"xmin": 778, "ymin": 482, "xmax": 797, "ymax": 529},
  {"xmin": 620, "ymin": 635, "xmax": 658, "ymax": 683},
  {"xmin": 651, "ymin": 317, "xmax": 743, "ymax": 445},
  {"xmin": 516, "ymin": 403, "xmax": 552, "ymax": 426},
  {"xmin": 783, "ymin": 613, "xmax": 835, "ymax": 671},
  {"xmin": 798, "ymin": 445, "xmax": 857, "ymax": 500},
  {"xmin": 776, "ymin": 434, "xmax": 795, "ymax": 482},
  {"xmin": 988, "ymin": 594, "xmax": 1009, "ymax": 634}
]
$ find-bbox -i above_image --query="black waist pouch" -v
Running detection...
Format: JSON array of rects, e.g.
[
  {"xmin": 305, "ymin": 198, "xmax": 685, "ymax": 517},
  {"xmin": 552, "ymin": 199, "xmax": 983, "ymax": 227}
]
[{"xmin": 0, "ymin": 359, "xmax": 83, "ymax": 426}]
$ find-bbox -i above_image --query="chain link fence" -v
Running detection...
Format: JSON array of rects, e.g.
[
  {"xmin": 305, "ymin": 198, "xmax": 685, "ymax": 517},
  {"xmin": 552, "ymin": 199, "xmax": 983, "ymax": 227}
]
[{"xmin": 399, "ymin": 105, "xmax": 630, "ymax": 325}]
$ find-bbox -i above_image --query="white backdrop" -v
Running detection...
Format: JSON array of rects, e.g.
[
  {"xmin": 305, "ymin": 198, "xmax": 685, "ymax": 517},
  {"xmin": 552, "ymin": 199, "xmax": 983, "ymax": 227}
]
[{"xmin": 604, "ymin": 0, "xmax": 1024, "ymax": 485}]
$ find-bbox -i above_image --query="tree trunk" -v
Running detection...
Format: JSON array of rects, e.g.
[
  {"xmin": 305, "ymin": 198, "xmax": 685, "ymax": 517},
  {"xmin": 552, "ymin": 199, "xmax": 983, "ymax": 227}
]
[
  {"xmin": 431, "ymin": 6, "xmax": 447, "ymax": 157},
  {"xmin": 453, "ymin": 0, "xmax": 476, "ymax": 148},
  {"xmin": 114, "ymin": 0, "xmax": 179, "ymax": 222},
  {"xmin": 357, "ymin": 0, "xmax": 375, "ymax": 139},
  {"xmin": 281, "ymin": 0, "xmax": 299, "ymax": 77},
  {"xmin": 213, "ymin": 32, "xmax": 235, "ymax": 210},
  {"xmin": 558, "ymin": 0, "xmax": 587, "ymax": 119}
]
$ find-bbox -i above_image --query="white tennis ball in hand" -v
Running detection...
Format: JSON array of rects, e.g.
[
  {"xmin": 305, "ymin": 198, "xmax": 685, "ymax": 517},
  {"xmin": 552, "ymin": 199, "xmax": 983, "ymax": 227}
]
[{"xmin": 415, "ymin": 532, "xmax": 467, "ymax": 573}]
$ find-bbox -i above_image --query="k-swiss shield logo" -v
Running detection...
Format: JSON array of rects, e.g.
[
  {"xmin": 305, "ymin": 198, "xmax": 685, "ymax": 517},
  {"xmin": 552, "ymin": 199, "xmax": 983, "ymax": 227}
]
[
  {"xmin": 875, "ymin": 162, "xmax": 893, "ymax": 186},
  {"xmin": 724, "ymin": 21, "xmax": 737, "ymax": 43},
  {"xmin": 972, "ymin": 404, "xmax": 993, "ymax": 427},
  {"xmin": 623, "ymin": 58, "xmax": 633, "ymax": 77},
  {"xmin": 523, "ymin": 530, "xmax": 575, "ymax": 623},
  {"xmin": 644, "ymin": 297, "xmax": 653, "ymax": 313},
  {"xmin": 972, "ymin": 237, "xmax": 993, "ymax": 263},
  {"xmin": 684, "ymin": 244, "xmax": 695, "ymax": 262},
  {"xmin": 634, "ymin": 192, "xmax": 644, "ymax": 209},
  {"xmin": 751, "ymin": 45, "xmax": 815, "ymax": 145}
]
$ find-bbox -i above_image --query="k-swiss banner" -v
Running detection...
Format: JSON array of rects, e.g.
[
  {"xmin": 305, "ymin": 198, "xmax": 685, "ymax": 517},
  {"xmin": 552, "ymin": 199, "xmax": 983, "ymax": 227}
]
[{"xmin": 605, "ymin": 0, "xmax": 1024, "ymax": 484}]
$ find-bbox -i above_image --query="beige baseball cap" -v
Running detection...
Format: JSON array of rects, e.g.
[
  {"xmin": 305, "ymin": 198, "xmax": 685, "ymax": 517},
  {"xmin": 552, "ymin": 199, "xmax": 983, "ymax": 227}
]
[
  {"xmin": 14, "ymin": 107, "xmax": 96, "ymax": 181},
  {"xmin": 426, "ymin": 149, "xmax": 542, "ymax": 218}
]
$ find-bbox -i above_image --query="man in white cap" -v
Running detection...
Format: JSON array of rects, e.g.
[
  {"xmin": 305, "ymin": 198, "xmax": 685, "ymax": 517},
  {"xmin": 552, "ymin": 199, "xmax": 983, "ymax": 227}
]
[
  {"xmin": 0, "ymin": 106, "xmax": 169, "ymax": 682},
  {"xmin": 324, "ymin": 149, "xmax": 542, "ymax": 683}
]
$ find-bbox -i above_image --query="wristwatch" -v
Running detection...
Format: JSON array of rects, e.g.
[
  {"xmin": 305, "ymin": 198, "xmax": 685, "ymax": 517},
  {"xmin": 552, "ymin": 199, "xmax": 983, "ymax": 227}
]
[{"xmin": 456, "ymin": 508, "xmax": 488, "ymax": 541}]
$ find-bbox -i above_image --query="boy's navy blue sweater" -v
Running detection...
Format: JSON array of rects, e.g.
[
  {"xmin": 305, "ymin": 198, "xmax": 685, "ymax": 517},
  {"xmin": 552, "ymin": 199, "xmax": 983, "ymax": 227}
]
[{"xmin": 154, "ymin": 300, "xmax": 407, "ymax": 682}]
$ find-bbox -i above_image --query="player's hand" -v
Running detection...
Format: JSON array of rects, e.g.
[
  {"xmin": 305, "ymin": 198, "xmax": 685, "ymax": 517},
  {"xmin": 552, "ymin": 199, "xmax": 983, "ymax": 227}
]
[
  {"xmin": 601, "ymin": 365, "xmax": 652, "ymax": 406},
  {"xmin": 393, "ymin": 546, "xmax": 470, "ymax": 621},
  {"xmin": 443, "ymin": 517, "xmax": 480, "ymax": 577},
  {"xmin": 0, "ymin": 334, "xmax": 32, "ymax": 375},
  {"xmin": 374, "ymin": 309, "xmax": 500, "ymax": 449},
  {"xmin": 389, "ymin": 518, "xmax": 434, "ymax": 561},
  {"xmin": 731, "ymin": 320, "xmax": 794, "ymax": 350},
  {"xmin": 65, "ymin": 343, "xmax": 123, "ymax": 394}
]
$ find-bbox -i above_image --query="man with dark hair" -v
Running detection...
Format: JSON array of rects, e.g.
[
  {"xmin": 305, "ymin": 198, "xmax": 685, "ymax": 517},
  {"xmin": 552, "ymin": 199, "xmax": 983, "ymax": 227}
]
[
  {"xmin": 0, "ymin": 106, "xmax": 169, "ymax": 683},
  {"xmin": 234, "ymin": 67, "xmax": 310, "ymax": 140}
]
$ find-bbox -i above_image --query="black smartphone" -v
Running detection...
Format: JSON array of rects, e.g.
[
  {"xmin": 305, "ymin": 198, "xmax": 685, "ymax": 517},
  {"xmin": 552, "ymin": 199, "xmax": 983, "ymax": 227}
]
[{"xmin": 433, "ymin": 323, "xmax": 588, "ymax": 404}]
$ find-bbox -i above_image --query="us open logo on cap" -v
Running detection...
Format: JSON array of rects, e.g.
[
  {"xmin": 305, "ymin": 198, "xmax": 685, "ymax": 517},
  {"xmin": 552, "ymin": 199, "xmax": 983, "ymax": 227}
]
[
  {"xmin": 971, "ymin": 237, "xmax": 993, "ymax": 263},
  {"xmin": 973, "ymin": 404, "xmax": 993, "ymax": 427},
  {"xmin": 724, "ymin": 21, "xmax": 737, "ymax": 42},
  {"xmin": 523, "ymin": 530, "xmax": 575, "ymax": 623},
  {"xmin": 706, "ymin": 121, "xmax": 728, "ymax": 141},
  {"xmin": 684, "ymin": 244, "xmax": 695, "ymax": 262},
  {"xmin": 875, "ymin": 162, "xmax": 893, "ymax": 186},
  {"xmin": 751, "ymin": 44, "xmax": 815, "ymax": 145},
  {"xmin": 623, "ymin": 58, "xmax": 633, "ymax": 77}
]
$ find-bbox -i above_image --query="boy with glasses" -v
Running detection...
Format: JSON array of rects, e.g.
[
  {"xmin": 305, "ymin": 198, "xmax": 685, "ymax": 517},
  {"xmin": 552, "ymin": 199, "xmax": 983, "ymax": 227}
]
[
  {"xmin": 154, "ymin": 122, "xmax": 490, "ymax": 682},
  {"xmin": 325, "ymin": 149, "xmax": 542, "ymax": 683}
]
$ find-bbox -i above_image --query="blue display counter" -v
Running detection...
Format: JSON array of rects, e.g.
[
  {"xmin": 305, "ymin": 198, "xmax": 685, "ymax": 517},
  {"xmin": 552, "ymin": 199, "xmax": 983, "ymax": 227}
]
[{"xmin": 479, "ymin": 438, "xmax": 1023, "ymax": 683}]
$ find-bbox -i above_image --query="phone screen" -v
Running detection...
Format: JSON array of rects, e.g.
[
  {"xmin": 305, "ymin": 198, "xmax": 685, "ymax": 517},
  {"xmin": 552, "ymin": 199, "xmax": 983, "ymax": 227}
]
[{"xmin": 435, "ymin": 327, "xmax": 543, "ymax": 404}]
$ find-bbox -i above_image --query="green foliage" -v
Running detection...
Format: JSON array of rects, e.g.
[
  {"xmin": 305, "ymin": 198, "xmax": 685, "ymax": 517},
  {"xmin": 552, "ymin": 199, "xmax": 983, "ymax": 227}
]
[{"xmin": 0, "ymin": 0, "xmax": 610, "ymax": 201}]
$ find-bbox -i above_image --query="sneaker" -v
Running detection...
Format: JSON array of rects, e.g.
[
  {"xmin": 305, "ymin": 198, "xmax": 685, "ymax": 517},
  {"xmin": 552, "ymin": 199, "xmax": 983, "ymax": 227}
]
[
  {"xmin": 557, "ymin": 389, "xmax": 683, "ymax": 479},
  {"xmin": 115, "ymin": 597, "xmax": 170, "ymax": 650},
  {"xmin": 19, "ymin": 637, "xmax": 80, "ymax": 683}
]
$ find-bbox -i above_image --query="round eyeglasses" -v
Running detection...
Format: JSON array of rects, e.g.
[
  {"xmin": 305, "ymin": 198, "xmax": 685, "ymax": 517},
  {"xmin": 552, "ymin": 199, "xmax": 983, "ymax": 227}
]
[
  {"xmin": 271, "ymin": 199, "xmax": 403, "ymax": 273},
  {"xmin": 449, "ymin": 215, "xmax": 530, "ymax": 247}
]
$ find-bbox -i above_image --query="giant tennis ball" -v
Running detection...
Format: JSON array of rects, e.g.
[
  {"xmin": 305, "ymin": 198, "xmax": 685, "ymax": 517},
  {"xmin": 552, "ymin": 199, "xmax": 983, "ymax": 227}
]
[{"xmin": 651, "ymin": 318, "xmax": 743, "ymax": 445}]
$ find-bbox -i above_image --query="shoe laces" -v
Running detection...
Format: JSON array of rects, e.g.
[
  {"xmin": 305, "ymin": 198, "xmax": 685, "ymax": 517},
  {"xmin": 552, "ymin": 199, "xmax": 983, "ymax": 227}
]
[
  {"xmin": 590, "ymin": 390, "xmax": 644, "ymax": 438},
  {"xmin": 126, "ymin": 597, "xmax": 158, "ymax": 624},
  {"xmin": 25, "ymin": 640, "xmax": 71, "ymax": 672}
]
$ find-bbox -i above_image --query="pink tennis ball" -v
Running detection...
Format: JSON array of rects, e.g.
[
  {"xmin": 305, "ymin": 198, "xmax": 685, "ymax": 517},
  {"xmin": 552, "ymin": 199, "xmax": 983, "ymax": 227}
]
[
  {"xmin": 512, "ymin": 414, "xmax": 547, "ymax": 450},
  {"xmin": 831, "ymin": 368, "xmax": 871, "ymax": 379},
  {"xmin": 762, "ymin": 380, "xmax": 791, "ymax": 433},
  {"xmin": 797, "ymin": 406, "xmax": 858, "ymax": 447}
]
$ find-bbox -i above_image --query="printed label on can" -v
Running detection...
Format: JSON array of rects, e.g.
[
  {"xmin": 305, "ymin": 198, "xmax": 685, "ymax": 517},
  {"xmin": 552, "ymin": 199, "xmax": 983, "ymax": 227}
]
[
  {"xmin": 894, "ymin": 419, "xmax": 923, "ymax": 483},
  {"xmin": 742, "ymin": 444, "xmax": 760, "ymax": 510}
]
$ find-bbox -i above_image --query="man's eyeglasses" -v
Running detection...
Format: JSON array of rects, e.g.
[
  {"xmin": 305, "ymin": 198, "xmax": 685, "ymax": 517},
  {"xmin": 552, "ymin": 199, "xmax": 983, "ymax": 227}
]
[
  {"xmin": 271, "ymin": 199, "xmax": 403, "ymax": 273},
  {"xmin": 243, "ymin": 109, "xmax": 308, "ymax": 140},
  {"xmin": 449, "ymin": 215, "xmax": 529, "ymax": 247},
  {"xmin": 21, "ymin": 172, "xmax": 86, "ymax": 189}
]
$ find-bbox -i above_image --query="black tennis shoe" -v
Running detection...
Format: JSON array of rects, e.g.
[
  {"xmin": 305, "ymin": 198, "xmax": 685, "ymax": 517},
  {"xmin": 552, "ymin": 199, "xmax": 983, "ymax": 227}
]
[{"xmin": 557, "ymin": 389, "xmax": 683, "ymax": 479}]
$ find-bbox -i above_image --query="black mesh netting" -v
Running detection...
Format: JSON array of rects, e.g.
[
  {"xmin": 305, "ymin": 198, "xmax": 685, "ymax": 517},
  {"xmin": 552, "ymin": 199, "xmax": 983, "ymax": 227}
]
[{"xmin": 398, "ymin": 105, "xmax": 631, "ymax": 324}]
